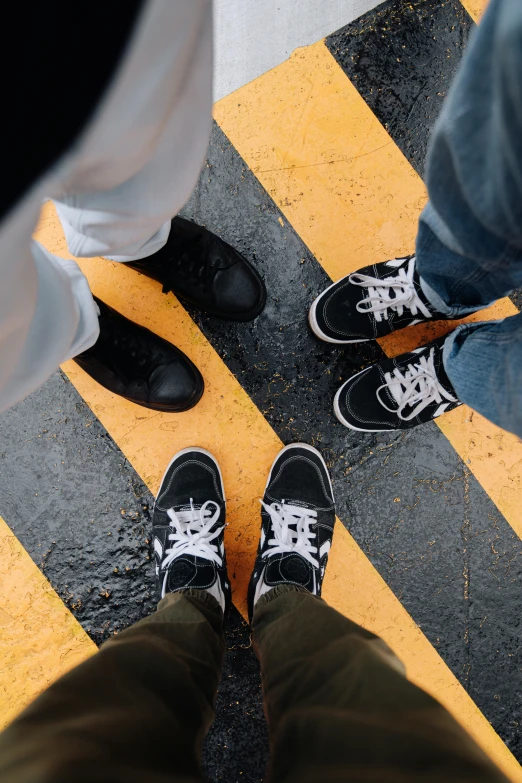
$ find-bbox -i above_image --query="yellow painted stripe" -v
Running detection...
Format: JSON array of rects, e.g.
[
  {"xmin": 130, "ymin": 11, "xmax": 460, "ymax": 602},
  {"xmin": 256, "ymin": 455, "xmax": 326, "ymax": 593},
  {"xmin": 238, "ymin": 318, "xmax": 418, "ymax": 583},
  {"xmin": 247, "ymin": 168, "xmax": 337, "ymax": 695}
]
[
  {"xmin": 213, "ymin": 41, "xmax": 522, "ymax": 546},
  {"xmin": 31, "ymin": 203, "xmax": 520, "ymax": 780},
  {"xmin": 0, "ymin": 515, "xmax": 96, "ymax": 729},
  {"xmin": 461, "ymin": 0, "xmax": 489, "ymax": 22}
]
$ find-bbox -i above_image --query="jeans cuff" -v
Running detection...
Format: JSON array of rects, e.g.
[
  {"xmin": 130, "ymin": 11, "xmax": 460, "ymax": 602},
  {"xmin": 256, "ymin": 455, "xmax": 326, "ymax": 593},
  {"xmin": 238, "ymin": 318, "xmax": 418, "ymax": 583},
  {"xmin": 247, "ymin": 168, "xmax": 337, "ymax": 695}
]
[
  {"xmin": 442, "ymin": 326, "xmax": 460, "ymax": 371},
  {"xmin": 419, "ymin": 275, "xmax": 452, "ymax": 315},
  {"xmin": 419, "ymin": 275, "xmax": 487, "ymax": 319},
  {"xmin": 442, "ymin": 322, "xmax": 485, "ymax": 388},
  {"xmin": 442, "ymin": 319, "xmax": 506, "ymax": 385}
]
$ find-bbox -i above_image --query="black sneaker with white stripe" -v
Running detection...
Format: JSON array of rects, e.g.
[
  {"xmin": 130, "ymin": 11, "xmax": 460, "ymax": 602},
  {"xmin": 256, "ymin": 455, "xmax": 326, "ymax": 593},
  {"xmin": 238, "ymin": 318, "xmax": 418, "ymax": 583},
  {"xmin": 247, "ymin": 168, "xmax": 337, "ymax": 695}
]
[
  {"xmin": 334, "ymin": 337, "xmax": 462, "ymax": 432},
  {"xmin": 309, "ymin": 254, "xmax": 448, "ymax": 343},
  {"xmin": 152, "ymin": 447, "xmax": 231, "ymax": 613},
  {"xmin": 247, "ymin": 444, "xmax": 336, "ymax": 623}
]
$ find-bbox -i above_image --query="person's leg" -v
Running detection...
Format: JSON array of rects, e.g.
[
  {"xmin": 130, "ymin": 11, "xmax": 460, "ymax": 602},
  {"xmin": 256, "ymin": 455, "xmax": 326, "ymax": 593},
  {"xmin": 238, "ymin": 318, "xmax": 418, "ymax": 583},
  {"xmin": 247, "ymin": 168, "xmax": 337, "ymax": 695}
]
[
  {"xmin": 0, "ymin": 207, "xmax": 203, "ymax": 416},
  {"xmin": 0, "ymin": 172, "xmax": 100, "ymax": 414},
  {"xmin": 413, "ymin": 0, "xmax": 522, "ymax": 436},
  {"xmin": 1, "ymin": 0, "xmax": 267, "ymax": 414},
  {"xmin": 309, "ymin": 0, "xmax": 522, "ymax": 351},
  {"xmin": 54, "ymin": 1, "xmax": 215, "ymax": 409},
  {"xmin": 311, "ymin": 0, "xmax": 522, "ymax": 435},
  {"xmin": 53, "ymin": 0, "xmax": 213, "ymax": 264},
  {"xmin": 248, "ymin": 443, "xmax": 505, "ymax": 782},
  {"xmin": 253, "ymin": 587, "xmax": 507, "ymax": 783},
  {"xmin": 442, "ymin": 313, "xmax": 522, "ymax": 436},
  {"xmin": 0, "ymin": 589, "xmax": 224, "ymax": 783},
  {"xmin": 53, "ymin": 0, "xmax": 265, "ymax": 323},
  {"xmin": 0, "ymin": 2, "xmax": 213, "ymax": 414},
  {"xmin": 416, "ymin": 0, "xmax": 522, "ymax": 317},
  {"xmin": 0, "ymin": 444, "xmax": 232, "ymax": 783}
]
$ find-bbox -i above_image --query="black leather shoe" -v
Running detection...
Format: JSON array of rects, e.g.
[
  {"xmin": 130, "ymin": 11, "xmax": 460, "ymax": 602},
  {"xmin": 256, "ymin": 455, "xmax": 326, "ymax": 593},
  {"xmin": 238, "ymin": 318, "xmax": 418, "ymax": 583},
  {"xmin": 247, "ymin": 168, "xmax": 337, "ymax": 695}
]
[
  {"xmin": 74, "ymin": 298, "xmax": 204, "ymax": 412},
  {"xmin": 126, "ymin": 216, "xmax": 267, "ymax": 321}
]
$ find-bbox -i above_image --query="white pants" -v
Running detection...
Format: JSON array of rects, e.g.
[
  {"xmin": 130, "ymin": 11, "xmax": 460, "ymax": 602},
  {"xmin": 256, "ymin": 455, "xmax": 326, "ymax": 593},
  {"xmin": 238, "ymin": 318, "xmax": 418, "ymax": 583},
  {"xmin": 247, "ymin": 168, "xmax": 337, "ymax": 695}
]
[{"xmin": 0, "ymin": 0, "xmax": 213, "ymax": 414}]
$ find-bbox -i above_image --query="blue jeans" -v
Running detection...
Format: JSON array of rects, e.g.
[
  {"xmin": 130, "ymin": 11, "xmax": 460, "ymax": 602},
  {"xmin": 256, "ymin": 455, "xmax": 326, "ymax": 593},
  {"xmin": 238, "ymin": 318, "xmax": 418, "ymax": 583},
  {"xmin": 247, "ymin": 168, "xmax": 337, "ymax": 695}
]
[{"xmin": 415, "ymin": 0, "xmax": 522, "ymax": 437}]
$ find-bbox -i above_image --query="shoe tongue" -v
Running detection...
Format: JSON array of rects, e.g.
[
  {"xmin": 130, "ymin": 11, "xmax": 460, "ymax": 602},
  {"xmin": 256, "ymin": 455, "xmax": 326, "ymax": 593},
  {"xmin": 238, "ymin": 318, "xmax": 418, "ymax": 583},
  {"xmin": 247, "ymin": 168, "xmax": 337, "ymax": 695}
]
[
  {"xmin": 280, "ymin": 499, "xmax": 313, "ymax": 511},
  {"xmin": 172, "ymin": 501, "xmax": 218, "ymax": 519},
  {"xmin": 169, "ymin": 504, "xmax": 203, "ymax": 527},
  {"xmin": 267, "ymin": 496, "xmax": 316, "ymax": 517},
  {"xmin": 174, "ymin": 502, "xmax": 203, "ymax": 512},
  {"xmin": 266, "ymin": 554, "xmax": 313, "ymax": 589},
  {"xmin": 433, "ymin": 354, "xmax": 457, "ymax": 398},
  {"xmin": 383, "ymin": 381, "xmax": 403, "ymax": 409}
]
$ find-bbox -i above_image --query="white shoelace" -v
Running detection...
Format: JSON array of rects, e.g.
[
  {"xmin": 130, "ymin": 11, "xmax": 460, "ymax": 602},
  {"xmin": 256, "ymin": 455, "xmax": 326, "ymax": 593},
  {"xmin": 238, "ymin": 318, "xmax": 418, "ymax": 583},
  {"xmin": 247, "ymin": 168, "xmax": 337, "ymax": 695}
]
[
  {"xmin": 377, "ymin": 347, "xmax": 457, "ymax": 421},
  {"xmin": 261, "ymin": 501, "xmax": 318, "ymax": 567},
  {"xmin": 349, "ymin": 255, "xmax": 431, "ymax": 322},
  {"xmin": 161, "ymin": 499, "xmax": 223, "ymax": 598}
]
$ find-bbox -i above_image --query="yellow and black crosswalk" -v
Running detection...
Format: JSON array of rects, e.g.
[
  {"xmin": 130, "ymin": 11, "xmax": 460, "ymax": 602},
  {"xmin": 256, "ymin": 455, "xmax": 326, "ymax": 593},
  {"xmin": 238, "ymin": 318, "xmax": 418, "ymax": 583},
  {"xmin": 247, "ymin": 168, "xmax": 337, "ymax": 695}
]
[{"xmin": 1, "ymin": 0, "xmax": 521, "ymax": 780}]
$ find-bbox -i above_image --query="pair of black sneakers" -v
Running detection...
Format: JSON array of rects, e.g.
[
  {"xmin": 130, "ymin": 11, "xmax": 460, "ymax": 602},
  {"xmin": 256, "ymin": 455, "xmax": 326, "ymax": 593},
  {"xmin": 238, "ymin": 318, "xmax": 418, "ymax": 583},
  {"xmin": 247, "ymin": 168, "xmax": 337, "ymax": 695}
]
[
  {"xmin": 153, "ymin": 443, "xmax": 335, "ymax": 621},
  {"xmin": 309, "ymin": 254, "xmax": 462, "ymax": 431},
  {"xmin": 74, "ymin": 217, "xmax": 266, "ymax": 412}
]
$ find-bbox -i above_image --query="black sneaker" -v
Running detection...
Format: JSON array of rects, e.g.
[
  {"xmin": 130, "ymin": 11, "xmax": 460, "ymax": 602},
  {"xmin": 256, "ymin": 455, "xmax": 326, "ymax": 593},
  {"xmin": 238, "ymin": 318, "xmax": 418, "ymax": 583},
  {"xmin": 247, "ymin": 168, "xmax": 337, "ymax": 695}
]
[
  {"xmin": 74, "ymin": 298, "xmax": 204, "ymax": 412},
  {"xmin": 334, "ymin": 337, "xmax": 461, "ymax": 432},
  {"xmin": 309, "ymin": 254, "xmax": 448, "ymax": 343},
  {"xmin": 126, "ymin": 216, "xmax": 267, "ymax": 321},
  {"xmin": 247, "ymin": 444, "xmax": 336, "ymax": 623},
  {"xmin": 152, "ymin": 447, "xmax": 231, "ymax": 612}
]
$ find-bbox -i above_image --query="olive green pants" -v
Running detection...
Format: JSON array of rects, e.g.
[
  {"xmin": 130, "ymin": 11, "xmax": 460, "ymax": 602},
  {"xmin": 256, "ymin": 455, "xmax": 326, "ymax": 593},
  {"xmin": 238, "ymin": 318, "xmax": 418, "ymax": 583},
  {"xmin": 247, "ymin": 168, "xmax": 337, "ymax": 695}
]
[{"xmin": 0, "ymin": 586, "xmax": 506, "ymax": 783}]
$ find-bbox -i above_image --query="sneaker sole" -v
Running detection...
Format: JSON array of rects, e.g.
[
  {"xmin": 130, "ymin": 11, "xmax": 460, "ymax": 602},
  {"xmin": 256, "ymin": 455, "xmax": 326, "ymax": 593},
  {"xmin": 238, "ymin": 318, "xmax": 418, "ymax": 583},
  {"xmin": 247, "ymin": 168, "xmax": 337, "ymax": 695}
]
[
  {"xmin": 266, "ymin": 442, "xmax": 334, "ymax": 499},
  {"xmin": 157, "ymin": 446, "xmax": 226, "ymax": 503},
  {"xmin": 308, "ymin": 284, "xmax": 370, "ymax": 344},
  {"xmin": 333, "ymin": 371, "xmax": 395, "ymax": 433}
]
